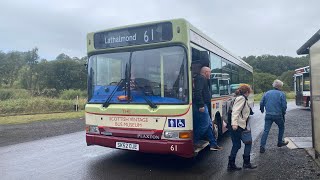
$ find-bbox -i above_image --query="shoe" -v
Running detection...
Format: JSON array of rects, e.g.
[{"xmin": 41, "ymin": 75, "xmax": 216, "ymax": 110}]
[
  {"xmin": 260, "ymin": 146, "xmax": 265, "ymax": 153},
  {"xmin": 210, "ymin": 145, "xmax": 223, "ymax": 151},
  {"xmin": 243, "ymin": 155, "xmax": 258, "ymax": 169},
  {"xmin": 227, "ymin": 156, "xmax": 242, "ymax": 171},
  {"xmin": 277, "ymin": 141, "xmax": 289, "ymax": 147}
]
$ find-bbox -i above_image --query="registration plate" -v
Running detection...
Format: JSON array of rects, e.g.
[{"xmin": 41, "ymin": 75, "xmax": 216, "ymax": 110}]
[{"xmin": 116, "ymin": 142, "xmax": 139, "ymax": 151}]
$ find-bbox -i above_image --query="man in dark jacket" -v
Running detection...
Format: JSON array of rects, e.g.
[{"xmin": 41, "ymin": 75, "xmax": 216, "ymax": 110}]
[
  {"xmin": 260, "ymin": 79, "xmax": 288, "ymax": 153},
  {"xmin": 193, "ymin": 66, "xmax": 222, "ymax": 151}
]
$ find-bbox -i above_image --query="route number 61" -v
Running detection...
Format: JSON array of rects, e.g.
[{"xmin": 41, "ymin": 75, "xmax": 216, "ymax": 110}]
[{"xmin": 144, "ymin": 29, "xmax": 154, "ymax": 42}]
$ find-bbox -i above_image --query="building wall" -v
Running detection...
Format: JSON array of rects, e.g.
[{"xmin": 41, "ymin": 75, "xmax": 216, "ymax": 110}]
[{"xmin": 310, "ymin": 40, "xmax": 320, "ymax": 156}]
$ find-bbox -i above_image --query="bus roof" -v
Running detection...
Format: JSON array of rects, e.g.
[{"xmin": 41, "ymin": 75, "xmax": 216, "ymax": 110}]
[
  {"xmin": 186, "ymin": 20, "xmax": 253, "ymax": 72},
  {"xmin": 88, "ymin": 18, "xmax": 252, "ymax": 72}
]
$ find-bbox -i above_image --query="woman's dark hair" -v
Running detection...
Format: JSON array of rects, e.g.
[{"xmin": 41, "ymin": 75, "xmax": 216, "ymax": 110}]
[{"xmin": 235, "ymin": 84, "xmax": 251, "ymax": 96}]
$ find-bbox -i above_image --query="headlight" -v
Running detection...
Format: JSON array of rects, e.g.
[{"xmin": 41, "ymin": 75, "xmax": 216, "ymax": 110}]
[
  {"xmin": 164, "ymin": 131, "xmax": 179, "ymax": 139},
  {"xmin": 86, "ymin": 125, "xmax": 100, "ymax": 134},
  {"xmin": 163, "ymin": 131, "xmax": 191, "ymax": 139}
]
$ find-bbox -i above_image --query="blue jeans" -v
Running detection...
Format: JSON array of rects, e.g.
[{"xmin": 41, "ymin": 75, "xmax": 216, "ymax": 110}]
[
  {"xmin": 230, "ymin": 128, "xmax": 252, "ymax": 158},
  {"xmin": 260, "ymin": 114, "xmax": 285, "ymax": 148},
  {"xmin": 193, "ymin": 105, "xmax": 217, "ymax": 147}
]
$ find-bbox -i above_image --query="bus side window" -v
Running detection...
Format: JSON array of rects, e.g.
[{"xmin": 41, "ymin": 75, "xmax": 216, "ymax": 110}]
[
  {"xmin": 219, "ymin": 79, "xmax": 230, "ymax": 95},
  {"xmin": 211, "ymin": 78, "xmax": 219, "ymax": 96}
]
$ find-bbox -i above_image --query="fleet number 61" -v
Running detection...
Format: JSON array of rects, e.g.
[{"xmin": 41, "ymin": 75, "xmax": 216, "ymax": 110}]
[{"xmin": 170, "ymin": 145, "xmax": 178, "ymax": 151}]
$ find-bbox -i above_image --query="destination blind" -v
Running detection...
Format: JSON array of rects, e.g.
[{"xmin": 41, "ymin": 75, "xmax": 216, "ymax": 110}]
[{"xmin": 94, "ymin": 22, "xmax": 173, "ymax": 49}]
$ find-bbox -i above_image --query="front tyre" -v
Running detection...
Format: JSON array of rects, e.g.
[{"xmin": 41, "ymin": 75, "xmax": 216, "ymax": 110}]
[{"xmin": 214, "ymin": 115, "xmax": 223, "ymax": 139}]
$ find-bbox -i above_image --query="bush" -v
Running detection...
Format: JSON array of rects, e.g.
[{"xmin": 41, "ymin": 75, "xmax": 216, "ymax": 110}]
[
  {"xmin": 254, "ymin": 93, "xmax": 264, "ymax": 101},
  {"xmin": 0, "ymin": 97, "xmax": 86, "ymax": 115},
  {"xmin": 0, "ymin": 89, "xmax": 13, "ymax": 100},
  {"xmin": 41, "ymin": 88, "xmax": 59, "ymax": 98},
  {"xmin": 285, "ymin": 92, "xmax": 295, "ymax": 99},
  {"xmin": 60, "ymin": 89, "xmax": 86, "ymax": 100},
  {"xmin": 0, "ymin": 89, "xmax": 30, "ymax": 100}
]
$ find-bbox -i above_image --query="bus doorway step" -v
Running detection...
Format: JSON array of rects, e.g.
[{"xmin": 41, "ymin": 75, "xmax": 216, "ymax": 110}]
[{"xmin": 194, "ymin": 140, "xmax": 209, "ymax": 153}]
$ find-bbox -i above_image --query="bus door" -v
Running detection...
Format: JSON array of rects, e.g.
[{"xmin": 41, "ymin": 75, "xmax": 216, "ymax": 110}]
[{"xmin": 295, "ymin": 75, "xmax": 303, "ymax": 106}]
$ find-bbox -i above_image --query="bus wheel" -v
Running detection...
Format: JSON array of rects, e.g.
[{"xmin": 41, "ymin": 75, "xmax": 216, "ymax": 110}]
[{"xmin": 214, "ymin": 115, "xmax": 223, "ymax": 139}]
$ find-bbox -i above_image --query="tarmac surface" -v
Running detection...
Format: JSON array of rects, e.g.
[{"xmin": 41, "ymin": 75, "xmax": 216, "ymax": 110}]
[{"xmin": 1, "ymin": 102, "xmax": 320, "ymax": 180}]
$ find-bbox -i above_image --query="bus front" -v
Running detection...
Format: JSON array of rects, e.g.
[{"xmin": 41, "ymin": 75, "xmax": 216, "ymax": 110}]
[
  {"xmin": 294, "ymin": 66, "xmax": 311, "ymax": 107},
  {"xmin": 85, "ymin": 20, "xmax": 195, "ymax": 158}
]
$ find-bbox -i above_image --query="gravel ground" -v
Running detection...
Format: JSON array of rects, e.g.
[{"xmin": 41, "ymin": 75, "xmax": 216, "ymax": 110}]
[
  {"xmin": 0, "ymin": 118, "xmax": 85, "ymax": 147},
  {"xmin": 249, "ymin": 108, "xmax": 320, "ymax": 180}
]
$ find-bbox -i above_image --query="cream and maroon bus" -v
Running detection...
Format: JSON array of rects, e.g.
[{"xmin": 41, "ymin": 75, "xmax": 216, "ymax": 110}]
[
  {"xmin": 294, "ymin": 66, "xmax": 311, "ymax": 107},
  {"xmin": 85, "ymin": 19, "xmax": 253, "ymax": 158}
]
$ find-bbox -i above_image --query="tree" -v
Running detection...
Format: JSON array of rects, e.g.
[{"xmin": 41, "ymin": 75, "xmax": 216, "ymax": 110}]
[
  {"xmin": 279, "ymin": 70, "xmax": 295, "ymax": 91},
  {"xmin": 0, "ymin": 51, "xmax": 7, "ymax": 86},
  {"xmin": 0, "ymin": 51, "xmax": 26, "ymax": 87},
  {"xmin": 243, "ymin": 55, "xmax": 309, "ymax": 92},
  {"xmin": 254, "ymin": 72, "xmax": 277, "ymax": 93},
  {"xmin": 56, "ymin": 53, "xmax": 71, "ymax": 61},
  {"xmin": 24, "ymin": 47, "xmax": 39, "ymax": 90}
]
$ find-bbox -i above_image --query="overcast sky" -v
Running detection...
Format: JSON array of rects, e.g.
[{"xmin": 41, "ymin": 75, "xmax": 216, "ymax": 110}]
[{"xmin": 0, "ymin": 0, "xmax": 319, "ymax": 60}]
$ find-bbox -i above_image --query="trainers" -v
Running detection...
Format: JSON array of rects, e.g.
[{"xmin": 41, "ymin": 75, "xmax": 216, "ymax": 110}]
[
  {"xmin": 260, "ymin": 146, "xmax": 265, "ymax": 153},
  {"xmin": 210, "ymin": 145, "xmax": 223, "ymax": 151},
  {"xmin": 277, "ymin": 141, "xmax": 289, "ymax": 147}
]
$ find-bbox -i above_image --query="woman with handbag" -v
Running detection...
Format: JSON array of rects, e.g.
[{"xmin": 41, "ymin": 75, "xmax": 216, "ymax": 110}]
[{"xmin": 228, "ymin": 84, "xmax": 257, "ymax": 171}]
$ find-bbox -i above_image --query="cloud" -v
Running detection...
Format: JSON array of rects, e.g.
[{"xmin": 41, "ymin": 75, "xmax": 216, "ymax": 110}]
[{"xmin": 0, "ymin": 0, "xmax": 319, "ymax": 59}]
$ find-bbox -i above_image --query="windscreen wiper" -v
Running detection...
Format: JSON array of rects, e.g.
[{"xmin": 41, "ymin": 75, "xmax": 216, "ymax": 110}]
[
  {"xmin": 102, "ymin": 79, "xmax": 125, "ymax": 108},
  {"xmin": 132, "ymin": 79, "xmax": 157, "ymax": 109},
  {"xmin": 103, "ymin": 60, "xmax": 132, "ymax": 108}
]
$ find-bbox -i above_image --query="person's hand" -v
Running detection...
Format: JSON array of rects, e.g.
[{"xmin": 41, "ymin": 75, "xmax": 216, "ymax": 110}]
[
  {"xmin": 232, "ymin": 125, "xmax": 238, "ymax": 131},
  {"xmin": 199, "ymin": 107, "xmax": 205, "ymax": 112}
]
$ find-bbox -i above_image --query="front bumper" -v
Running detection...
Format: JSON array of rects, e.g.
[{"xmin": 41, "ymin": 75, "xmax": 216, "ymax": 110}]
[{"xmin": 86, "ymin": 134, "xmax": 194, "ymax": 158}]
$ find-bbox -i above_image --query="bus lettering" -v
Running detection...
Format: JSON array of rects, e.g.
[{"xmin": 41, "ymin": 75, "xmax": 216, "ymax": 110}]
[
  {"xmin": 137, "ymin": 134, "xmax": 160, "ymax": 140},
  {"xmin": 122, "ymin": 109, "xmax": 131, "ymax": 114},
  {"xmin": 104, "ymin": 33, "xmax": 137, "ymax": 44},
  {"xmin": 114, "ymin": 122, "xmax": 142, "ymax": 128},
  {"xmin": 109, "ymin": 117, "xmax": 148, "ymax": 123},
  {"xmin": 170, "ymin": 145, "xmax": 178, "ymax": 151}
]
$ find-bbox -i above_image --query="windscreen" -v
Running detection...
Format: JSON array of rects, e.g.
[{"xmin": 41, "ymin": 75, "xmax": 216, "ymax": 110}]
[{"xmin": 87, "ymin": 46, "xmax": 188, "ymax": 104}]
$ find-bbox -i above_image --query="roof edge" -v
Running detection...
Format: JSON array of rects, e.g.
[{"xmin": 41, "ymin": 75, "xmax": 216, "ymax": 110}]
[{"xmin": 297, "ymin": 29, "xmax": 320, "ymax": 55}]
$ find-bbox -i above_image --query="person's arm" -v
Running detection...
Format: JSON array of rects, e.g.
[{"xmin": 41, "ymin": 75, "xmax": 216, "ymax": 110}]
[
  {"xmin": 194, "ymin": 76, "xmax": 205, "ymax": 108},
  {"xmin": 231, "ymin": 96, "xmax": 245, "ymax": 130},
  {"xmin": 281, "ymin": 92, "xmax": 287, "ymax": 115},
  {"xmin": 260, "ymin": 93, "xmax": 266, "ymax": 113}
]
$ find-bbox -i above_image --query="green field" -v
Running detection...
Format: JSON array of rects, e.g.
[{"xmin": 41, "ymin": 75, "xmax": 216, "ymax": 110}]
[
  {"xmin": 0, "ymin": 111, "xmax": 84, "ymax": 125},
  {"xmin": 254, "ymin": 91, "xmax": 295, "ymax": 101},
  {"xmin": 0, "ymin": 89, "xmax": 86, "ymax": 116}
]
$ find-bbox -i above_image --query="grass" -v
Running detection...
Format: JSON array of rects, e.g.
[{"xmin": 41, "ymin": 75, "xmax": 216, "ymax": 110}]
[
  {"xmin": 254, "ymin": 91, "xmax": 295, "ymax": 102},
  {"xmin": 0, "ymin": 111, "xmax": 85, "ymax": 125},
  {"xmin": 0, "ymin": 97, "xmax": 86, "ymax": 116}
]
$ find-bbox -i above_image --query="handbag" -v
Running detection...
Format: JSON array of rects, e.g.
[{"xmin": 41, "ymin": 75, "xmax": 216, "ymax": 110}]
[
  {"xmin": 241, "ymin": 117, "xmax": 252, "ymax": 145},
  {"xmin": 241, "ymin": 130, "xmax": 252, "ymax": 145}
]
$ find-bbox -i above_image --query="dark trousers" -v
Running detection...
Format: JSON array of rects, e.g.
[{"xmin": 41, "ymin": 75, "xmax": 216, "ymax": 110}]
[
  {"xmin": 260, "ymin": 114, "xmax": 285, "ymax": 148},
  {"xmin": 230, "ymin": 128, "xmax": 252, "ymax": 158}
]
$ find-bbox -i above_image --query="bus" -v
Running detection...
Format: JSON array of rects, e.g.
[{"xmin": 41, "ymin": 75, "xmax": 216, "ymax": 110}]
[
  {"xmin": 85, "ymin": 19, "xmax": 253, "ymax": 158},
  {"xmin": 294, "ymin": 66, "xmax": 311, "ymax": 107}
]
